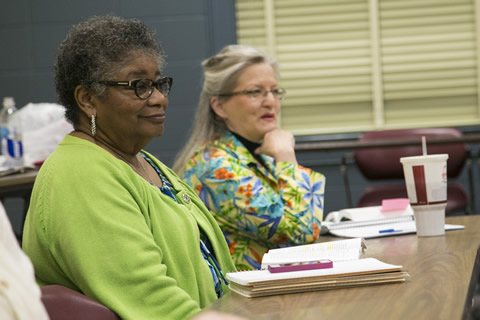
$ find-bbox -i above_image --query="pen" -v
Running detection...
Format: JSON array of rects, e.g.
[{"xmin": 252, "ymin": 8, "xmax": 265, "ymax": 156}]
[{"xmin": 378, "ymin": 228, "xmax": 403, "ymax": 234}]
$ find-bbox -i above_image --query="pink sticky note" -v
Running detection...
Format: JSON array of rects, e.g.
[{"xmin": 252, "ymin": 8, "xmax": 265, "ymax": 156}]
[{"xmin": 381, "ymin": 198, "xmax": 410, "ymax": 212}]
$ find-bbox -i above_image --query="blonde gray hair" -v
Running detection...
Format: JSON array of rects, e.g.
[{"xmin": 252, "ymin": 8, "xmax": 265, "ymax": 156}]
[{"xmin": 172, "ymin": 45, "xmax": 278, "ymax": 175}]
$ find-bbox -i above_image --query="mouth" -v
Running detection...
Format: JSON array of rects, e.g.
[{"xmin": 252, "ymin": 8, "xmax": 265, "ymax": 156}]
[
  {"xmin": 142, "ymin": 113, "xmax": 166, "ymax": 122},
  {"xmin": 260, "ymin": 113, "xmax": 276, "ymax": 121}
]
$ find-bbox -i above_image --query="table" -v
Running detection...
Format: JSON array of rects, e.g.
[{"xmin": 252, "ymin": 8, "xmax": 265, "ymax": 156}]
[
  {"xmin": 208, "ymin": 215, "xmax": 480, "ymax": 320},
  {"xmin": 0, "ymin": 169, "xmax": 37, "ymax": 195},
  {"xmin": 0, "ymin": 169, "xmax": 38, "ymax": 239}
]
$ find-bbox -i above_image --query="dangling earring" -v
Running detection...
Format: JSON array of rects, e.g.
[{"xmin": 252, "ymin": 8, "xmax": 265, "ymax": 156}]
[{"xmin": 91, "ymin": 115, "xmax": 96, "ymax": 136}]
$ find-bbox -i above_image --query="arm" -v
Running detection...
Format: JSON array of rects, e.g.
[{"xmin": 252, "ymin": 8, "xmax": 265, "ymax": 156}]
[
  {"xmin": 35, "ymin": 155, "xmax": 204, "ymax": 319},
  {"xmin": 185, "ymin": 141, "xmax": 325, "ymax": 247},
  {"xmin": 0, "ymin": 205, "xmax": 49, "ymax": 320}
]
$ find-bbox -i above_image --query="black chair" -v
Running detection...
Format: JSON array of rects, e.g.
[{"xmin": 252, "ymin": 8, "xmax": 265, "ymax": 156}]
[
  {"xmin": 41, "ymin": 285, "xmax": 120, "ymax": 320},
  {"xmin": 341, "ymin": 128, "xmax": 474, "ymax": 215}
]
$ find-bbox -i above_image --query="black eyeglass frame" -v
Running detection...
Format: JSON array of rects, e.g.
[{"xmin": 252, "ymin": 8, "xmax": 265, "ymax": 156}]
[
  {"xmin": 218, "ymin": 88, "xmax": 286, "ymax": 100},
  {"xmin": 98, "ymin": 77, "xmax": 173, "ymax": 100}
]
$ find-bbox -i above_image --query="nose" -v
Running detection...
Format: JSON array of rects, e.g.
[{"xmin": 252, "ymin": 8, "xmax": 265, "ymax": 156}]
[
  {"xmin": 262, "ymin": 90, "xmax": 277, "ymax": 104},
  {"xmin": 148, "ymin": 87, "xmax": 168, "ymax": 106}
]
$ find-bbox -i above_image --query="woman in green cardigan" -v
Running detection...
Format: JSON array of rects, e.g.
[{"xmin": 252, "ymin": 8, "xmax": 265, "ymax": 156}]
[{"xmin": 22, "ymin": 15, "xmax": 239, "ymax": 320}]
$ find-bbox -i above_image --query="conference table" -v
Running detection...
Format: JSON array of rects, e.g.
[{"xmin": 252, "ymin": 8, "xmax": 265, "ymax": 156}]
[
  {"xmin": 208, "ymin": 215, "xmax": 480, "ymax": 320},
  {"xmin": 0, "ymin": 168, "xmax": 38, "ymax": 239},
  {"xmin": 0, "ymin": 168, "xmax": 37, "ymax": 196}
]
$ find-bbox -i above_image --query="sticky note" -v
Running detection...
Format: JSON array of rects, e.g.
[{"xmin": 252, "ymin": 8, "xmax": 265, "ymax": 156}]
[{"xmin": 381, "ymin": 198, "xmax": 410, "ymax": 212}]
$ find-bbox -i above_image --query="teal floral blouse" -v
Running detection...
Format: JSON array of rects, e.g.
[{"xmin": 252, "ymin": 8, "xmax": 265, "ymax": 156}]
[{"xmin": 181, "ymin": 131, "xmax": 326, "ymax": 270}]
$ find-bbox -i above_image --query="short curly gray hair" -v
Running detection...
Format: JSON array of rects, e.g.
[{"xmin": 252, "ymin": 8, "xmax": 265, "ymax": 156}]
[{"xmin": 54, "ymin": 15, "xmax": 166, "ymax": 125}]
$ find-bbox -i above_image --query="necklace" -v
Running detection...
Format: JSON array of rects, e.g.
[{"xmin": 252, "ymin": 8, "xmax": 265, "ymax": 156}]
[
  {"xmin": 72, "ymin": 130, "xmax": 160, "ymax": 186},
  {"xmin": 112, "ymin": 149, "xmax": 152, "ymax": 181},
  {"xmin": 108, "ymin": 148, "xmax": 162, "ymax": 186}
]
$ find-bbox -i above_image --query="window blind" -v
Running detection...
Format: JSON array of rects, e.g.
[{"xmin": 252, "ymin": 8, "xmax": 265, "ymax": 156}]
[
  {"xmin": 380, "ymin": 0, "xmax": 478, "ymax": 128},
  {"xmin": 234, "ymin": 0, "xmax": 480, "ymax": 135}
]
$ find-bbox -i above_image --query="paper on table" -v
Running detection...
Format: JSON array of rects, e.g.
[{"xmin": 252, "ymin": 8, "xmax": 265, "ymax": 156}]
[
  {"xmin": 0, "ymin": 165, "xmax": 35, "ymax": 177},
  {"xmin": 324, "ymin": 205, "xmax": 414, "ymax": 224},
  {"xmin": 260, "ymin": 238, "xmax": 365, "ymax": 269},
  {"xmin": 229, "ymin": 270, "xmax": 409, "ymax": 298},
  {"xmin": 227, "ymin": 239, "xmax": 408, "ymax": 298},
  {"xmin": 329, "ymin": 220, "xmax": 464, "ymax": 239},
  {"xmin": 322, "ymin": 205, "xmax": 464, "ymax": 238},
  {"xmin": 227, "ymin": 258, "xmax": 404, "ymax": 286}
]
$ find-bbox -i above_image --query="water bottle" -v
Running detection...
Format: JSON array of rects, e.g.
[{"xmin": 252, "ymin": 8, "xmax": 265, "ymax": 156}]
[
  {"xmin": 0, "ymin": 99, "xmax": 8, "ymax": 153},
  {"xmin": 0, "ymin": 97, "xmax": 24, "ymax": 168}
]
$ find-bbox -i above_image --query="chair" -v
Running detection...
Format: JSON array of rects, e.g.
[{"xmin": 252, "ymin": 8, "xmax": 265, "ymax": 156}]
[
  {"xmin": 341, "ymin": 128, "xmax": 474, "ymax": 215},
  {"xmin": 41, "ymin": 285, "xmax": 120, "ymax": 320}
]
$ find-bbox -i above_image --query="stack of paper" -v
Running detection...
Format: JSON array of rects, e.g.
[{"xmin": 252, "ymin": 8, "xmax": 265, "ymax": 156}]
[
  {"xmin": 226, "ymin": 238, "xmax": 409, "ymax": 298},
  {"xmin": 228, "ymin": 258, "xmax": 407, "ymax": 298}
]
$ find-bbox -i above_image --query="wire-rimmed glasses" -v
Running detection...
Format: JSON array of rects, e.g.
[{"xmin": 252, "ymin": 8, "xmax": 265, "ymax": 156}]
[{"xmin": 218, "ymin": 88, "xmax": 286, "ymax": 101}]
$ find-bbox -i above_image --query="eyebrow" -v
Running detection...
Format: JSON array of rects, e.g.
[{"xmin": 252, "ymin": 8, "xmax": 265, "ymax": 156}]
[
  {"xmin": 245, "ymin": 85, "xmax": 279, "ymax": 89},
  {"xmin": 126, "ymin": 70, "xmax": 161, "ymax": 78}
]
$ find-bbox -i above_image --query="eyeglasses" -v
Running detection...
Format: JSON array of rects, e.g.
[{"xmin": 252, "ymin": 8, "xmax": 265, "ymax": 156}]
[
  {"xmin": 218, "ymin": 88, "xmax": 286, "ymax": 101},
  {"xmin": 98, "ymin": 77, "xmax": 173, "ymax": 100}
]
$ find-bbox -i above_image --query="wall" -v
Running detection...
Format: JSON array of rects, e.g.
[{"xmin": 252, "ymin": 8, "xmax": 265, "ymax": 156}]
[
  {"xmin": 0, "ymin": 0, "xmax": 236, "ymax": 165},
  {"xmin": 0, "ymin": 0, "xmax": 236, "ymax": 234}
]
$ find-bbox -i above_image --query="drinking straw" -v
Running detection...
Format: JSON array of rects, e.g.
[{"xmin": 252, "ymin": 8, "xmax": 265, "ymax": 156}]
[{"xmin": 421, "ymin": 136, "xmax": 427, "ymax": 155}]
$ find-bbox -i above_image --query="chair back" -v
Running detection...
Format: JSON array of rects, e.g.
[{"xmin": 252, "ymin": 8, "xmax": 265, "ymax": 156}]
[
  {"xmin": 346, "ymin": 127, "xmax": 472, "ymax": 215},
  {"xmin": 41, "ymin": 285, "xmax": 120, "ymax": 320},
  {"xmin": 354, "ymin": 128, "xmax": 467, "ymax": 180}
]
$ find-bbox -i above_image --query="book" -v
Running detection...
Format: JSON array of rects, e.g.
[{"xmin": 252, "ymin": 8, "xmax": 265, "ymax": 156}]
[
  {"xmin": 324, "ymin": 199, "xmax": 414, "ymax": 224},
  {"xmin": 321, "ymin": 204, "xmax": 464, "ymax": 239},
  {"xmin": 226, "ymin": 238, "xmax": 409, "ymax": 298},
  {"xmin": 260, "ymin": 237, "xmax": 366, "ymax": 269}
]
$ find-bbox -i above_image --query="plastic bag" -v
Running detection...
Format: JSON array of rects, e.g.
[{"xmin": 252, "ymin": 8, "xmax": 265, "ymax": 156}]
[{"xmin": 17, "ymin": 103, "xmax": 73, "ymax": 166}]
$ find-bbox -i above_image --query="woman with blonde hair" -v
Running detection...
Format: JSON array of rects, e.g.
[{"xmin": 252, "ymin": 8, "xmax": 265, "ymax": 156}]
[{"xmin": 173, "ymin": 45, "xmax": 326, "ymax": 270}]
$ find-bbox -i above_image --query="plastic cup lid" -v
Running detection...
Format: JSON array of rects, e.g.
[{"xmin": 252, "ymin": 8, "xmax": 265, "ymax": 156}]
[{"xmin": 400, "ymin": 154, "xmax": 448, "ymax": 164}]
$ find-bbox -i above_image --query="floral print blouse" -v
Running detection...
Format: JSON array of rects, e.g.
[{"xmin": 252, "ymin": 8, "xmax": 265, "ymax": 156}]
[{"xmin": 182, "ymin": 131, "xmax": 326, "ymax": 270}]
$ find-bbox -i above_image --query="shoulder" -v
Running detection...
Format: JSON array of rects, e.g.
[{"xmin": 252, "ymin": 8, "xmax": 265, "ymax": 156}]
[
  {"xmin": 47, "ymin": 135, "xmax": 115, "ymax": 165},
  {"xmin": 194, "ymin": 132, "xmax": 252, "ymax": 161},
  {"xmin": 186, "ymin": 138, "xmax": 228, "ymax": 166},
  {"xmin": 38, "ymin": 136, "xmax": 139, "ymax": 189}
]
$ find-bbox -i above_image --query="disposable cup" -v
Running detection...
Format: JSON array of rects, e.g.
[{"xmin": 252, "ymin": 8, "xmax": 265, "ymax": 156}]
[
  {"xmin": 400, "ymin": 154, "xmax": 448, "ymax": 237},
  {"xmin": 409, "ymin": 203, "xmax": 446, "ymax": 237}
]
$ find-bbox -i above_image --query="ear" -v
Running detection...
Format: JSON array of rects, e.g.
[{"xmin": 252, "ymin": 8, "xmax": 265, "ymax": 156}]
[
  {"xmin": 210, "ymin": 96, "xmax": 227, "ymax": 119},
  {"xmin": 74, "ymin": 85, "xmax": 96, "ymax": 118}
]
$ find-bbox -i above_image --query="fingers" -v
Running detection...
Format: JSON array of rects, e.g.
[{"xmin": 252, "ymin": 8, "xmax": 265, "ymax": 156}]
[{"xmin": 256, "ymin": 129, "xmax": 297, "ymax": 164}]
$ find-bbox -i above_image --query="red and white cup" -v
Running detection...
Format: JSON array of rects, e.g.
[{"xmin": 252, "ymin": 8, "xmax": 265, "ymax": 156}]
[{"xmin": 400, "ymin": 154, "xmax": 448, "ymax": 237}]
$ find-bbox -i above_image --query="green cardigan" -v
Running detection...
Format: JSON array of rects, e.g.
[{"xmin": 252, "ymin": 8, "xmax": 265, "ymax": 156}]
[{"xmin": 22, "ymin": 135, "xmax": 236, "ymax": 320}]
